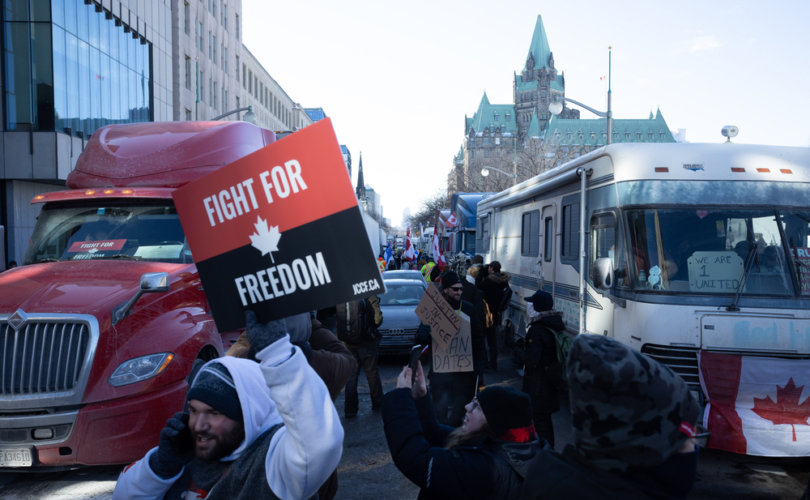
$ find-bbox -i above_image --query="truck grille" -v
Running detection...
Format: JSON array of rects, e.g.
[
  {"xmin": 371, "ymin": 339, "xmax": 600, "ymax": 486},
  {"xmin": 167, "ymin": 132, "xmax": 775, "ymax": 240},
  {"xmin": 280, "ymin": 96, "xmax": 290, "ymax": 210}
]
[
  {"xmin": 1, "ymin": 316, "xmax": 93, "ymax": 397},
  {"xmin": 640, "ymin": 344, "xmax": 700, "ymax": 389}
]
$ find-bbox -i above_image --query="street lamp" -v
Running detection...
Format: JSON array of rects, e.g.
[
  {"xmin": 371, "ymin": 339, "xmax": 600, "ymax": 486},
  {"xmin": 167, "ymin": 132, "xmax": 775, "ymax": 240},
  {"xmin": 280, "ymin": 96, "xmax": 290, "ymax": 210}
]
[
  {"xmin": 548, "ymin": 47, "xmax": 613, "ymax": 145},
  {"xmin": 481, "ymin": 166, "xmax": 517, "ymax": 184},
  {"xmin": 211, "ymin": 105, "xmax": 256, "ymax": 124}
]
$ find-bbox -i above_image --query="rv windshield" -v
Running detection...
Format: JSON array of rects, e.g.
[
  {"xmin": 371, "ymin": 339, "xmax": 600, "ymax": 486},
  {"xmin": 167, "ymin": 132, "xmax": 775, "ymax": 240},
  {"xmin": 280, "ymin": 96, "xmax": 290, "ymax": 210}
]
[
  {"xmin": 621, "ymin": 208, "xmax": 810, "ymax": 296},
  {"xmin": 24, "ymin": 199, "xmax": 192, "ymax": 265}
]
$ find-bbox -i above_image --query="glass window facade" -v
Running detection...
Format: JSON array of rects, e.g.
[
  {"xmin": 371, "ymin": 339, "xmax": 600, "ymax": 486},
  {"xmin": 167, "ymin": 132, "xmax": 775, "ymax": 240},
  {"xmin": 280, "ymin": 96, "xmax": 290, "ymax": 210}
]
[{"xmin": 3, "ymin": 0, "xmax": 152, "ymax": 135}]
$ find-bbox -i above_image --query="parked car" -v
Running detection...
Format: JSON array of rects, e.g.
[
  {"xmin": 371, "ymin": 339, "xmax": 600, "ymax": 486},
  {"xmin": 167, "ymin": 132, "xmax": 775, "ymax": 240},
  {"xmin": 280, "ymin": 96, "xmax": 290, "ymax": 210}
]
[
  {"xmin": 377, "ymin": 278, "xmax": 427, "ymax": 355},
  {"xmin": 382, "ymin": 269, "xmax": 425, "ymax": 281}
]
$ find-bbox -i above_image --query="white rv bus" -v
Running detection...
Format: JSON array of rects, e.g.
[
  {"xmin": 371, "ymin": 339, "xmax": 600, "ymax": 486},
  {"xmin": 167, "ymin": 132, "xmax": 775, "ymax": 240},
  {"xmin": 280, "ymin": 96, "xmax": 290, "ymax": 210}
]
[{"xmin": 477, "ymin": 142, "xmax": 810, "ymax": 395}]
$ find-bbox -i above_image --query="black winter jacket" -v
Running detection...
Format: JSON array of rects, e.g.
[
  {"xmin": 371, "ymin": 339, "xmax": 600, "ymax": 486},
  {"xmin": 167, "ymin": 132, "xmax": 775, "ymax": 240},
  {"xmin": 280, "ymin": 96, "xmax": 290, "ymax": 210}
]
[
  {"xmin": 521, "ymin": 445, "xmax": 673, "ymax": 500},
  {"xmin": 521, "ymin": 313, "xmax": 565, "ymax": 414},
  {"xmin": 382, "ymin": 388, "xmax": 543, "ymax": 499}
]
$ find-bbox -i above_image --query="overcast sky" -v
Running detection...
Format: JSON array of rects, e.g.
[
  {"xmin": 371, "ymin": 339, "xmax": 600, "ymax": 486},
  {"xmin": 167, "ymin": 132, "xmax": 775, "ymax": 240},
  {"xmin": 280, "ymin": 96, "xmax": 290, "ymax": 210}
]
[{"xmin": 243, "ymin": 0, "xmax": 810, "ymax": 227}]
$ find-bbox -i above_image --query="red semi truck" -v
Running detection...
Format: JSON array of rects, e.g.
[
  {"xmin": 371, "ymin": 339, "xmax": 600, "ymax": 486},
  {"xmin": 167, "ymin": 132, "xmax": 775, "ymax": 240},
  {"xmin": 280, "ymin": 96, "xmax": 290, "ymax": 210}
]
[{"xmin": 0, "ymin": 121, "xmax": 276, "ymax": 468}]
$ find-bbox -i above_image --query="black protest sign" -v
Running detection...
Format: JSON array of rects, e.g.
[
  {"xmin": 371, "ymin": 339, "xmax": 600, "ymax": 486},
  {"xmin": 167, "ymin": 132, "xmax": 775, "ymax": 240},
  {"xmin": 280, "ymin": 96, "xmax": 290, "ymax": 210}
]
[{"xmin": 173, "ymin": 118, "xmax": 383, "ymax": 331}]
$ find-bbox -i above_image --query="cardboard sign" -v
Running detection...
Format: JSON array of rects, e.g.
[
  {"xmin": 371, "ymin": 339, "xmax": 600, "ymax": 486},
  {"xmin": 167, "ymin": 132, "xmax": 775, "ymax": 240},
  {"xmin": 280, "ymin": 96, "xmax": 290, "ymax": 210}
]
[
  {"xmin": 687, "ymin": 251, "xmax": 743, "ymax": 292},
  {"xmin": 414, "ymin": 284, "xmax": 461, "ymax": 349},
  {"xmin": 431, "ymin": 313, "xmax": 473, "ymax": 373},
  {"xmin": 173, "ymin": 119, "xmax": 383, "ymax": 331}
]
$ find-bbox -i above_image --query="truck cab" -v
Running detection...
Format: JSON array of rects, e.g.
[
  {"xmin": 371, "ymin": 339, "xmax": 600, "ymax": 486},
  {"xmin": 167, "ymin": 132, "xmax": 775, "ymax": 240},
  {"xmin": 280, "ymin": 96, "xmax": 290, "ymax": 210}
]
[{"xmin": 0, "ymin": 121, "xmax": 275, "ymax": 468}]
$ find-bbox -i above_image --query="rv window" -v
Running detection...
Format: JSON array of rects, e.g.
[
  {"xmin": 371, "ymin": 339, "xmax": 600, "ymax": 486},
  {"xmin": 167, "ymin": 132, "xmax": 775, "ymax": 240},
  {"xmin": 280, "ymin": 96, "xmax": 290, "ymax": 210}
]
[
  {"xmin": 625, "ymin": 208, "xmax": 796, "ymax": 295},
  {"xmin": 521, "ymin": 210, "xmax": 540, "ymax": 257},
  {"xmin": 591, "ymin": 214, "xmax": 616, "ymax": 259},
  {"xmin": 561, "ymin": 200, "xmax": 580, "ymax": 261}
]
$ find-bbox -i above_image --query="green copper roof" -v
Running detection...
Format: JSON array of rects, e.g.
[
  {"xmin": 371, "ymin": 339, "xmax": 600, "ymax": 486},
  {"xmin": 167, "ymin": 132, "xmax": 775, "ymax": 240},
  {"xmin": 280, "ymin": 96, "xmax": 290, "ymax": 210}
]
[
  {"xmin": 468, "ymin": 92, "xmax": 518, "ymax": 134},
  {"xmin": 544, "ymin": 110, "xmax": 675, "ymax": 146},
  {"xmin": 528, "ymin": 15, "xmax": 551, "ymax": 70},
  {"xmin": 516, "ymin": 79, "xmax": 538, "ymax": 92}
]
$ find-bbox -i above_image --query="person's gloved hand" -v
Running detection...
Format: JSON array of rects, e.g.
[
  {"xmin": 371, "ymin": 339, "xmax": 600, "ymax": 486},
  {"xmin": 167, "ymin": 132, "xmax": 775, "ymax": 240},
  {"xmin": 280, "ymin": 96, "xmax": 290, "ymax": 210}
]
[
  {"xmin": 148, "ymin": 411, "xmax": 194, "ymax": 478},
  {"xmin": 245, "ymin": 310, "xmax": 288, "ymax": 359}
]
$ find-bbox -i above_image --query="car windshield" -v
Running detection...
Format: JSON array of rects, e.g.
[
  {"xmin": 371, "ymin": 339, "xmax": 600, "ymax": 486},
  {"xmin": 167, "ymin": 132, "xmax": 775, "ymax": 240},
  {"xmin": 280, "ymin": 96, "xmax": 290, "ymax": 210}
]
[
  {"xmin": 379, "ymin": 282, "xmax": 426, "ymax": 306},
  {"xmin": 24, "ymin": 199, "xmax": 192, "ymax": 264},
  {"xmin": 614, "ymin": 208, "xmax": 810, "ymax": 296}
]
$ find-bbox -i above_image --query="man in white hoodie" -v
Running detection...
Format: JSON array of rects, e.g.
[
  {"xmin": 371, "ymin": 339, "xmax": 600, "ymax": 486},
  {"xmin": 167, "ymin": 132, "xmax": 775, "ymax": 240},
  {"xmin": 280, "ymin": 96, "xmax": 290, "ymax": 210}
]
[{"xmin": 113, "ymin": 311, "xmax": 343, "ymax": 500}]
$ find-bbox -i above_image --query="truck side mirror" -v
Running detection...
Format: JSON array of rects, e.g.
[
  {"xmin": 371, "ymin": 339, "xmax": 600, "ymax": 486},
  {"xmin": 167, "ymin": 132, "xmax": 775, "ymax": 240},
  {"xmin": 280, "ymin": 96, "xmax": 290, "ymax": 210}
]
[
  {"xmin": 592, "ymin": 257, "xmax": 614, "ymax": 290},
  {"xmin": 140, "ymin": 272, "xmax": 170, "ymax": 292},
  {"xmin": 113, "ymin": 272, "xmax": 170, "ymax": 324}
]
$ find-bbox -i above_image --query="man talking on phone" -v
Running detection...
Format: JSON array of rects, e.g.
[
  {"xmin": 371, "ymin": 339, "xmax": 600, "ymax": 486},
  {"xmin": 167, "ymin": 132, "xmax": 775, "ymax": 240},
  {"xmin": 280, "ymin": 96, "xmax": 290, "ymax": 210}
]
[{"xmin": 113, "ymin": 311, "xmax": 343, "ymax": 499}]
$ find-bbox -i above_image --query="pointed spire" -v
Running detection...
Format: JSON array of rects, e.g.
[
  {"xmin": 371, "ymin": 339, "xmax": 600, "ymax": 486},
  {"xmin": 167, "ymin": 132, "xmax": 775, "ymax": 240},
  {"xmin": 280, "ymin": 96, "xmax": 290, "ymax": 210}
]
[
  {"xmin": 355, "ymin": 153, "xmax": 365, "ymax": 200},
  {"xmin": 527, "ymin": 15, "xmax": 552, "ymax": 70},
  {"xmin": 480, "ymin": 91, "xmax": 491, "ymax": 107}
]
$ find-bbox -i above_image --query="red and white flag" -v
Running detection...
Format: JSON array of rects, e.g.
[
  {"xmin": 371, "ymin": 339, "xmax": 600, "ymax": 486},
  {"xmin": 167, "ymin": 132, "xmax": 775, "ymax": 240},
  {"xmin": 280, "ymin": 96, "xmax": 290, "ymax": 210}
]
[
  {"xmin": 432, "ymin": 224, "xmax": 447, "ymax": 270},
  {"xmin": 445, "ymin": 212, "xmax": 457, "ymax": 228},
  {"xmin": 403, "ymin": 227, "xmax": 415, "ymax": 261},
  {"xmin": 699, "ymin": 351, "xmax": 810, "ymax": 456}
]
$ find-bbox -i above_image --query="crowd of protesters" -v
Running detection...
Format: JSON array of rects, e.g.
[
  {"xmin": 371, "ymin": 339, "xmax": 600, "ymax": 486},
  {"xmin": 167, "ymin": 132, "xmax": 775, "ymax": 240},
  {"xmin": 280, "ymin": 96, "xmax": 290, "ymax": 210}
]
[{"xmin": 112, "ymin": 248, "xmax": 719, "ymax": 500}]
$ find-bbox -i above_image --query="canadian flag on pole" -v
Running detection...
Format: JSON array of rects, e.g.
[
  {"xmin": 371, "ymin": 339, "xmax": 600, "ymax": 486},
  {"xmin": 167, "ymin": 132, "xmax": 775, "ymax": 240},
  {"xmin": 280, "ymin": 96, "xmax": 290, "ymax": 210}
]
[
  {"xmin": 699, "ymin": 351, "xmax": 810, "ymax": 456},
  {"xmin": 432, "ymin": 224, "xmax": 446, "ymax": 270},
  {"xmin": 445, "ymin": 212, "xmax": 457, "ymax": 228},
  {"xmin": 402, "ymin": 227, "xmax": 415, "ymax": 261}
]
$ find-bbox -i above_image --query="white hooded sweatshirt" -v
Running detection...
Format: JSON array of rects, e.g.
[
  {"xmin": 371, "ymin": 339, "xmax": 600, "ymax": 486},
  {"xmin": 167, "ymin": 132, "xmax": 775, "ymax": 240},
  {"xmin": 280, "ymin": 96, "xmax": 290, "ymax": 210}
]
[{"xmin": 113, "ymin": 335, "xmax": 343, "ymax": 499}]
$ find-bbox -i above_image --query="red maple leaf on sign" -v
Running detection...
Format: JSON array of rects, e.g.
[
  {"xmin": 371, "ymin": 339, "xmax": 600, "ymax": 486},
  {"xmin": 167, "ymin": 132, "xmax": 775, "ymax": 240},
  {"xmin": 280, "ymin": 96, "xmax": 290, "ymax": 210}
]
[
  {"xmin": 249, "ymin": 216, "xmax": 281, "ymax": 263},
  {"xmin": 752, "ymin": 378, "xmax": 810, "ymax": 442}
]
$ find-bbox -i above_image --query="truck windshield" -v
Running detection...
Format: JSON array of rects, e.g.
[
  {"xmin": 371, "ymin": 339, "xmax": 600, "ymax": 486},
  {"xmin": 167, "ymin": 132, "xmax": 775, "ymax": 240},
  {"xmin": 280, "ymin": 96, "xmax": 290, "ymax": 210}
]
[
  {"xmin": 618, "ymin": 208, "xmax": 810, "ymax": 296},
  {"xmin": 24, "ymin": 199, "xmax": 192, "ymax": 264}
]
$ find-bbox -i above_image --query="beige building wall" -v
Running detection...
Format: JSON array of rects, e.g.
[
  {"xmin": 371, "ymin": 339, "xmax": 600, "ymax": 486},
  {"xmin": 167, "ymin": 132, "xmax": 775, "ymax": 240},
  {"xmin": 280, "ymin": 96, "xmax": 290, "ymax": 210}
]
[{"xmin": 241, "ymin": 47, "xmax": 313, "ymax": 132}]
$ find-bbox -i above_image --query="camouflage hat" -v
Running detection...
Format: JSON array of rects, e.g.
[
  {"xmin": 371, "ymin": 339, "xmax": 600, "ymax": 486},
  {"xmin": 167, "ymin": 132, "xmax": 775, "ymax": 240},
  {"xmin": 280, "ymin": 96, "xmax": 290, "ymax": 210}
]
[{"xmin": 567, "ymin": 334, "xmax": 700, "ymax": 472}]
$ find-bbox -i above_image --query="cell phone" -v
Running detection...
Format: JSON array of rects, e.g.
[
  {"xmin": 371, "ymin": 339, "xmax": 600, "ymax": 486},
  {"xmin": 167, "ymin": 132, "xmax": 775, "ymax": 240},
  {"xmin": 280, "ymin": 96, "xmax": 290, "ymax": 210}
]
[{"xmin": 409, "ymin": 344, "xmax": 422, "ymax": 383}]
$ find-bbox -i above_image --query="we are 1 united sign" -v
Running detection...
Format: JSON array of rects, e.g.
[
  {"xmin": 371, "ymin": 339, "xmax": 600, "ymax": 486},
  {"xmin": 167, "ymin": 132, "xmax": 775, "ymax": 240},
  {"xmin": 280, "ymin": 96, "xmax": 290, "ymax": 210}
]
[{"xmin": 173, "ymin": 118, "xmax": 383, "ymax": 331}]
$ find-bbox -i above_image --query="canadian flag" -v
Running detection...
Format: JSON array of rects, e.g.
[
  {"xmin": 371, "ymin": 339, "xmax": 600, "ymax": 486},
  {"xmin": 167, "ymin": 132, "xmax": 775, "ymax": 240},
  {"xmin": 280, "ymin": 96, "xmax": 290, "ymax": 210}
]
[
  {"xmin": 445, "ymin": 212, "xmax": 457, "ymax": 228},
  {"xmin": 432, "ymin": 225, "xmax": 446, "ymax": 270},
  {"xmin": 402, "ymin": 227, "xmax": 415, "ymax": 261},
  {"xmin": 699, "ymin": 351, "xmax": 810, "ymax": 456}
]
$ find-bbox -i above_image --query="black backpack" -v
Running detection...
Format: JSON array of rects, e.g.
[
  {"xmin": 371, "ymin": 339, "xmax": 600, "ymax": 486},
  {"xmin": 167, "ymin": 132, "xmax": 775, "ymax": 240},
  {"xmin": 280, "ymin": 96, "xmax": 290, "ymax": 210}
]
[{"xmin": 337, "ymin": 297, "xmax": 381, "ymax": 344}]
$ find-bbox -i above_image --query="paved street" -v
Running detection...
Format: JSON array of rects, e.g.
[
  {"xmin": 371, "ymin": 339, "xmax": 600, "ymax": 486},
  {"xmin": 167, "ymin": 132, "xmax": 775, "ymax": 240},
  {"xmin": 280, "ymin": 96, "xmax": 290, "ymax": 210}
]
[{"xmin": 1, "ymin": 349, "xmax": 807, "ymax": 499}]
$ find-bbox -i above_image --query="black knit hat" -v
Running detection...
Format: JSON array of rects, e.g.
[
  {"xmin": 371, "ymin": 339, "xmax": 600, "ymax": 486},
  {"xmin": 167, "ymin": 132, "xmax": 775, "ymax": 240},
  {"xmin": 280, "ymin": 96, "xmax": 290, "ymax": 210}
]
[
  {"xmin": 476, "ymin": 386, "xmax": 532, "ymax": 436},
  {"xmin": 525, "ymin": 290, "xmax": 554, "ymax": 311},
  {"xmin": 187, "ymin": 361, "xmax": 243, "ymax": 422},
  {"xmin": 440, "ymin": 271, "xmax": 461, "ymax": 290}
]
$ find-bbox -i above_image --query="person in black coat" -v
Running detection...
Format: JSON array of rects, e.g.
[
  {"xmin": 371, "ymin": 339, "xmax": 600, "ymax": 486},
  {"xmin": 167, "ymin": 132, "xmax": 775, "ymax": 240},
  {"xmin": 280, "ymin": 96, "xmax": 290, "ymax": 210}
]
[
  {"xmin": 420, "ymin": 271, "xmax": 486, "ymax": 427},
  {"xmin": 521, "ymin": 290, "xmax": 564, "ymax": 448},
  {"xmin": 461, "ymin": 265, "xmax": 489, "ymax": 386},
  {"xmin": 477, "ymin": 261, "xmax": 511, "ymax": 369},
  {"xmin": 382, "ymin": 361, "xmax": 543, "ymax": 499}
]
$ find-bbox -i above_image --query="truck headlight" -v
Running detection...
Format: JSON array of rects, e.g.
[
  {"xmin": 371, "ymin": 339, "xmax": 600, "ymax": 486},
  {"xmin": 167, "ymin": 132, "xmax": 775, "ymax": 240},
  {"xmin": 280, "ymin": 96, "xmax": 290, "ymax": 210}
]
[{"xmin": 109, "ymin": 353, "xmax": 174, "ymax": 387}]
